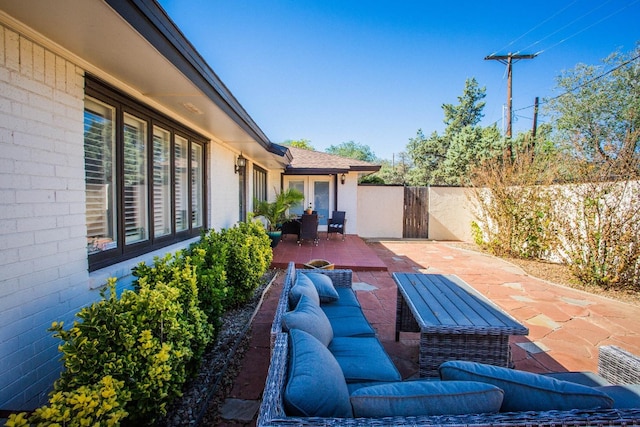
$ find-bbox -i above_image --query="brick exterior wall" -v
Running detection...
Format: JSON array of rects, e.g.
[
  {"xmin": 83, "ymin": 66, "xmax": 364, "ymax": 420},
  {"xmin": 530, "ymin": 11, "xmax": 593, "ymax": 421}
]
[{"xmin": 0, "ymin": 24, "xmax": 90, "ymax": 410}]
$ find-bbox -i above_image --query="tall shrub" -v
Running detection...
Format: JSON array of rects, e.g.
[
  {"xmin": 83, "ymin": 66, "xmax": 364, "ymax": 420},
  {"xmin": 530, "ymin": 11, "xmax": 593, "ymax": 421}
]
[
  {"xmin": 470, "ymin": 150, "xmax": 559, "ymax": 259},
  {"xmin": 132, "ymin": 254, "xmax": 214, "ymax": 372},
  {"xmin": 555, "ymin": 174, "xmax": 640, "ymax": 290},
  {"xmin": 221, "ymin": 220, "xmax": 272, "ymax": 306}
]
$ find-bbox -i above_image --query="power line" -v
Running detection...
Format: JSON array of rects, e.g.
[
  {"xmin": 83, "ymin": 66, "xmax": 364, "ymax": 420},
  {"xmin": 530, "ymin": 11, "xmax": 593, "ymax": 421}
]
[
  {"xmin": 514, "ymin": 0, "xmax": 613, "ymax": 55},
  {"xmin": 489, "ymin": 0, "xmax": 578, "ymax": 57},
  {"xmin": 485, "ymin": 52, "xmax": 639, "ymax": 134},
  {"xmin": 536, "ymin": 0, "xmax": 640, "ymax": 55},
  {"xmin": 512, "ymin": 51, "xmax": 640, "ymax": 114}
]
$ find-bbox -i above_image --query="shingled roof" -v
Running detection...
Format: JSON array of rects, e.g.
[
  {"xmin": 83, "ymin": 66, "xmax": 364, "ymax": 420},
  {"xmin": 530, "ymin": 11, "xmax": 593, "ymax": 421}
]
[{"xmin": 284, "ymin": 146, "xmax": 381, "ymax": 175}]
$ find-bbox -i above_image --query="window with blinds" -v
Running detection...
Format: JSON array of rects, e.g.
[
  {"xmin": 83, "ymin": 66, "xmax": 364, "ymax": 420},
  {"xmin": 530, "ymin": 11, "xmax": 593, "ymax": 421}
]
[
  {"xmin": 84, "ymin": 77, "xmax": 207, "ymax": 271},
  {"xmin": 123, "ymin": 113, "xmax": 148, "ymax": 245},
  {"xmin": 84, "ymin": 99, "xmax": 117, "ymax": 254},
  {"xmin": 175, "ymin": 135, "xmax": 189, "ymax": 233},
  {"xmin": 191, "ymin": 143, "xmax": 203, "ymax": 228},
  {"xmin": 253, "ymin": 166, "xmax": 267, "ymax": 202},
  {"xmin": 153, "ymin": 126, "xmax": 172, "ymax": 238}
]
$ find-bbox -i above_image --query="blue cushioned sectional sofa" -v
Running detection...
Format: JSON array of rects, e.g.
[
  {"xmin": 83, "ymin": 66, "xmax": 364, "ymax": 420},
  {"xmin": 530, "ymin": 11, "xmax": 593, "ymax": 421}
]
[{"xmin": 257, "ymin": 262, "xmax": 640, "ymax": 426}]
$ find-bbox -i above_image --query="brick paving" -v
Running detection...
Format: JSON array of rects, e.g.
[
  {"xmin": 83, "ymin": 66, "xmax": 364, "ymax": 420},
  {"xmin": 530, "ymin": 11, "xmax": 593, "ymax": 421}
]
[{"xmin": 215, "ymin": 237, "xmax": 640, "ymax": 427}]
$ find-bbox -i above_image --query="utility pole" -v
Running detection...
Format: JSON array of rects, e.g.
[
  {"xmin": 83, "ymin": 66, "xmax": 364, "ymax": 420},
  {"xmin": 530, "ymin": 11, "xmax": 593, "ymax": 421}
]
[{"xmin": 484, "ymin": 53, "xmax": 538, "ymax": 139}]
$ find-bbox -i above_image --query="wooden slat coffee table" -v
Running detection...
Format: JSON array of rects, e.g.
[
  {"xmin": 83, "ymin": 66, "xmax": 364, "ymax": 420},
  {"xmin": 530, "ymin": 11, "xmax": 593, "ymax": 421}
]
[{"xmin": 393, "ymin": 272, "xmax": 529, "ymax": 377}]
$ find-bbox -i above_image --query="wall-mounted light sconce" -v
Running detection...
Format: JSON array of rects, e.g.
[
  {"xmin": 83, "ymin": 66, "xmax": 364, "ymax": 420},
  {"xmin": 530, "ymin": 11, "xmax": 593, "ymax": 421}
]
[
  {"xmin": 340, "ymin": 173, "xmax": 346, "ymax": 185},
  {"xmin": 235, "ymin": 153, "xmax": 246, "ymax": 174}
]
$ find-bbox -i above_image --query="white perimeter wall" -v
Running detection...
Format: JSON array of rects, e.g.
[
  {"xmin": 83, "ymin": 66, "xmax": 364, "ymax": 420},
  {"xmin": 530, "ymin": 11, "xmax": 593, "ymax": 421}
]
[
  {"xmin": 356, "ymin": 185, "xmax": 474, "ymax": 241},
  {"xmin": 428, "ymin": 186, "xmax": 474, "ymax": 242},
  {"xmin": 357, "ymin": 185, "xmax": 404, "ymax": 238}
]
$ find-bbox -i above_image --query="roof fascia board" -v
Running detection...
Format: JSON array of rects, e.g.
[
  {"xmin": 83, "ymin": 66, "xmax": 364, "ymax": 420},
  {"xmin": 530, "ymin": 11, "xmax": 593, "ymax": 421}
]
[
  {"xmin": 106, "ymin": 0, "xmax": 275, "ymax": 150},
  {"xmin": 284, "ymin": 168, "xmax": 350, "ymax": 175}
]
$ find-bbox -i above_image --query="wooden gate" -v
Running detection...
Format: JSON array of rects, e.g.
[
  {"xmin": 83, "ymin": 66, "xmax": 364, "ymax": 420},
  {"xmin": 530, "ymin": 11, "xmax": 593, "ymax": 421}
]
[{"xmin": 403, "ymin": 186, "xmax": 428, "ymax": 238}]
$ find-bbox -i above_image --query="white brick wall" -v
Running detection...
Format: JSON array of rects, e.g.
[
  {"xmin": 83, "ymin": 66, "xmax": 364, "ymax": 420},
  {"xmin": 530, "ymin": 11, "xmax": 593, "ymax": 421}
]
[{"xmin": 0, "ymin": 24, "xmax": 94, "ymax": 410}]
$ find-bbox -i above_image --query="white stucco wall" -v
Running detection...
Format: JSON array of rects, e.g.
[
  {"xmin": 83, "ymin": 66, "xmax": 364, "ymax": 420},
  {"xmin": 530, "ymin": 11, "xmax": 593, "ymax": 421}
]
[
  {"xmin": 428, "ymin": 186, "xmax": 474, "ymax": 241},
  {"xmin": 208, "ymin": 143, "xmax": 243, "ymax": 230},
  {"xmin": 356, "ymin": 185, "xmax": 404, "ymax": 238},
  {"xmin": 337, "ymin": 173, "xmax": 359, "ymax": 234}
]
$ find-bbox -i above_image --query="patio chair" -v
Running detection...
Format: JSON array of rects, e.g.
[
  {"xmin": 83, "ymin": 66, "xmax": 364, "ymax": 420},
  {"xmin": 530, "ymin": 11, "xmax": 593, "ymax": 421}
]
[
  {"xmin": 327, "ymin": 210, "xmax": 346, "ymax": 240},
  {"xmin": 280, "ymin": 219, "xmax": 300, "ymax": 240},
  {"xmin": 298, "ymin": 214, "xmax": 319, "ymax": 246}
]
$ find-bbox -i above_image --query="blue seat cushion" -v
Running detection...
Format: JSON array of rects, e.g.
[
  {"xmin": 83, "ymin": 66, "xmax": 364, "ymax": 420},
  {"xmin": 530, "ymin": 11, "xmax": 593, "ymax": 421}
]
[
  {"xmin": 301, "ymin": 272, "xmax": 339, "ymax": 303},
  {"xmin": 288, "ymin": 273, "xmax": 320, "ymax": 308},
  {"xmin": 439, "ymin": 361, "xmax": 613, "ymax": 412},
  {"xmin": 332, "ymin": 287, "xmax": 361, "ymax": 307},
  {"xmin": 596, "ymin": 385, "xmax": 640, "ymax": 408},
  {"xmin": 321, "ymin": 304, "xmax": 375, "ymax": 337},
  {"xmin": 350, "ymin": 380, "xmax": 504, "ymax": 417},
  {"xmin": 543, "ymin": 371, "xmax": 611, "ymax": 387},
  {"xmin": 284, "ymin": 329, "xmax": 353, "ymax": 417},
  {"xmin": 283, "ymin": 295, "xmax": 333, "ymax": 347},
  {"xmin": 329, "ymin": 337, "xmax": 401, "ymax": 383}
]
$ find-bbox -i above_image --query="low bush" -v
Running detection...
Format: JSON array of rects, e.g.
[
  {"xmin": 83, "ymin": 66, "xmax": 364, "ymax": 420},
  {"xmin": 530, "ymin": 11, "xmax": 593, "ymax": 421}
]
[{"xmin": 8, "ymin": 222, "xmax": 273, "ymax": 426}]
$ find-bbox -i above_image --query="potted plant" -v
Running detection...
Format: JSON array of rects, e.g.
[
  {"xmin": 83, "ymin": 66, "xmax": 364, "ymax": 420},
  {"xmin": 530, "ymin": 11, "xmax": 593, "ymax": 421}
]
[
  {"xmin": 253, "ymin": 188, "xmax": 304, "ymax": 247},
  {"xmin": 305, "ymin": 203, "xmax": 313, "ymax": 215}
]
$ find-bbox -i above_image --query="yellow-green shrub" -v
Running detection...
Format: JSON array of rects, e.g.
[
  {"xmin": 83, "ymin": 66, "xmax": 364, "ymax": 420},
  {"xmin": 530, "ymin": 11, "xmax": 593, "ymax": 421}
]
[
  {"xmin": 5, "ymin": 376, "xmax": 129, "ymax": 427},
  {"xmin": 50, "ymin": 275, "xmax": 207, "ymax": 424}
]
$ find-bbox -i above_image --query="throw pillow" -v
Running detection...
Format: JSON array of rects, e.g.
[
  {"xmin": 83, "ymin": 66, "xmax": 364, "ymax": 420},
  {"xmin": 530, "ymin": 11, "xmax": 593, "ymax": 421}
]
[
  {"xmin": 283, "ymin": 295, "xmax": 334, "ymax": 347},
  {"xmin": 284, "ymin": 329, "xmax": 353, "ymax": 417},
  {"xmin": 302, "ymin": 272, "xmax": 340, "ymax": 303},
  {"xmin": 288, "ymin": 273, "xmax": 320, "ymax": 308},
  {"xmin": 350, "ymin": 380, "xmax": 504, "ymax": 417},
  {"xmin": 439, "ymin": 360, "xmax": 614, "ymax": 412}
]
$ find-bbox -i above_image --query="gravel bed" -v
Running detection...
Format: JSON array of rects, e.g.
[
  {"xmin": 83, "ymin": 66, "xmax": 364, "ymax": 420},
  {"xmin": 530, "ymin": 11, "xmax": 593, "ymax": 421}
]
[{"xmin": 158, "ymin": 270, "xmax": 278, "ymax": 427}]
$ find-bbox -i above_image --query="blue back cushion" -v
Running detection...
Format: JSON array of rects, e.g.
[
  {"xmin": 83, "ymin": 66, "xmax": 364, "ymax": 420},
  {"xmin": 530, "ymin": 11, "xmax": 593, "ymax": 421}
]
[
  {"xmin": 284, "ymin": 329, "xmax": 353, "ymax": 417},
  {"xmin": 283, "ymin": 295, "xmax": 334, "ymax": 347},
  {"xmin": 439, "ymin": 361, "xmax": 614, "ymax": 412},
  {"xmin": 288, "ymin": 273, "xmax": 320, "ymax": 308},
  {"xmin": 302, "ymin": 272, "xmax": 340, "ymax": 303}
]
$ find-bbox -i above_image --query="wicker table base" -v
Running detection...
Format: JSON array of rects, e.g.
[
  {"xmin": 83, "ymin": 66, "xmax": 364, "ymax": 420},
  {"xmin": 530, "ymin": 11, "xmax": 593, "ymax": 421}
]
[{"xmin": 394, "ymin": 273, "xmax": 529, "ymax": 377}]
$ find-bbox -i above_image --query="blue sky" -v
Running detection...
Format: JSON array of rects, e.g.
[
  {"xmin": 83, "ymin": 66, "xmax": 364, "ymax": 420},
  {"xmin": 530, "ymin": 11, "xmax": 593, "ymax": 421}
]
[{"xmin": 158, "ymin": 0, "xmax": 639, "ymax": 160}]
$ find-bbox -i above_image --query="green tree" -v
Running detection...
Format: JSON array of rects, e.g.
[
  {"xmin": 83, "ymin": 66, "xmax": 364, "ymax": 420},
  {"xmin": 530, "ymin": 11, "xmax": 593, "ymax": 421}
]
[
  {"xmin": 367, "ymin": 152, "xmax": 412, "ymax": 185},
  {"xmin": 546, "ymin": 45, "xmax": 640, "ymax": 170},
  {"xmin": 442, "ymin": 77, "xmax": 486, "ymax": 135},
  {"xmin": 326, "ymin": 140, "xmax": 376, "ymax": 162},
  {"xmin": 282, "ymin": 139, "xmax": 315, "ymax": 150},
  {"xmin": 408, "ymin": 78, "xmax": 500, "ymax": 185}
]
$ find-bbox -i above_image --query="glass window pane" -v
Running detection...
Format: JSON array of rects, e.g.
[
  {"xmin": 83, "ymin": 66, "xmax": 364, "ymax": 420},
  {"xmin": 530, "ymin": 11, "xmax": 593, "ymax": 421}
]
[
  {"xmin": 84, "ymin": 98, "xmax": 117, "ymax": 254},
  {"xmin": 175, "ymin": 135, "xmax": 189, "ymax": 232},
  {"xmin": 153, "ymin": 126, "xmax": 172, "ymax": 237},
  {"xmin": 253, "ymin": 167, "xmax": 267, "ymax": 202},
  {"xmin": 191, "ymin": 143, "xmax": 203, "ymax": 228},
  {"xmin": 314, "ymin": 181, "xmax": 329, "ymax": 225},
  {"xmin": 123, "ymin": 113, "xmax": 148, "ymax": 244},
  {"xmin": 288, "ymin": 180, "xmax": 305, "ymax": 216}
]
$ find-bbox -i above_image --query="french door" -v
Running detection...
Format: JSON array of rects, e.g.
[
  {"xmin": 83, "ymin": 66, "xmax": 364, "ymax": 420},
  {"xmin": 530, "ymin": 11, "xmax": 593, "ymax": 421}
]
[{"xmin": 286, "ymin": 177, "xmax": 332, "ymax": 231}]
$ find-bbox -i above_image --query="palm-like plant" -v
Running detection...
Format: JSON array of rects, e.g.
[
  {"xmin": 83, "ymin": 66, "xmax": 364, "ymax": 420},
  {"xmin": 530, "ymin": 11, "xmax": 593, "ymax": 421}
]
[{"xmin": 253, "ymin": 188, "xmax": 304, "ymax": 232}]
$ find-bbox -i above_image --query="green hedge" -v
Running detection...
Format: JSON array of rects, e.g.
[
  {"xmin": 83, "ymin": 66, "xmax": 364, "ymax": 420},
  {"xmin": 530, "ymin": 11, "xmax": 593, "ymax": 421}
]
[{"xmin": 7, "ymin": 222, "xmax": 273, "ymax": 427}]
